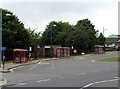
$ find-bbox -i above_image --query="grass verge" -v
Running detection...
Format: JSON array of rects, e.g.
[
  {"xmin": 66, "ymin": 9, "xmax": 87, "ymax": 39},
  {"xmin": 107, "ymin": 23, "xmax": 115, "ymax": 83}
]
[{"xmin": 96, "ymin": 57, "xmax": 120, "ymax": 62}]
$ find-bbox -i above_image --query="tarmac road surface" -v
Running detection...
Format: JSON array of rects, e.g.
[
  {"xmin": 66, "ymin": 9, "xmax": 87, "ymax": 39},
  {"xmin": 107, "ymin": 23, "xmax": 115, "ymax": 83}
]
[{"xmin": 2, "ymin": 51, "xmax": 119, "ymax": 88}]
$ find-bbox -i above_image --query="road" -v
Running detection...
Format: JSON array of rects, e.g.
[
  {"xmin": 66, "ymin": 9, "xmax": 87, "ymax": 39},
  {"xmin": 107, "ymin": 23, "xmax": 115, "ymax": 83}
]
[{"xmin": 2, "ymin": 51, "xmax": 119, "ymax": 88}]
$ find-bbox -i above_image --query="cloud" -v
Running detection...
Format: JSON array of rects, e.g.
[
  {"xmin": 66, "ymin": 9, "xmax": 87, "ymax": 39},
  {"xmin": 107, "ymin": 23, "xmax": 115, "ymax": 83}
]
[
  {"xmin": 91, "ymin": 4, "xmax": 118, "ymax": 37},
  {"xmin": 1, "ymin": 1, "xmax": 119, "ymax": 37}
]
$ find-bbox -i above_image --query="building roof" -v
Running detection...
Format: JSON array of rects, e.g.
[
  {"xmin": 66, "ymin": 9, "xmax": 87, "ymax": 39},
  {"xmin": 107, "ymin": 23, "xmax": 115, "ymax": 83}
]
[
  {"xmin": 105, "ymin": 34, "xmax": 120, "ymax": 43},
  {"xmin": 107, "ymin": 34, "xmax": 119, "ymax": 38},
  {"xmin": 13, "ymin": 49, "xmax": 28, "ymax": 51},
  {"xmin": 106, "ymin": 38, "xmax": 119, "ymax": 43}
]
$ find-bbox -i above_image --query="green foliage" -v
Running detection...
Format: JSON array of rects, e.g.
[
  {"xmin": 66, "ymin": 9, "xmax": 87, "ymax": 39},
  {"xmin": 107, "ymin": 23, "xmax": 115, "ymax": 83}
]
[
  {"xmin": 2, "ymin": 9, "xmax": 32, "ymax": 60},
  {"xmin": 75, "ymin": 19, "xmax": 97, "ymax": 51},
  {"xmin": 97, "ymin": 33, "xmax": 106, "ymax": 45},
  {"xmin": 2, "ymin": 8, "xmax": 105, "ymax": 59},
  {"xmin": 2, "ymin": 9, "xmax": 31, "ymax": 49},
  {"xmin": 55, "ymin": 31, "xmax": 67, "ymax": 46},
  {"xmin": 76, "ymin": 19, "xmax": 94, "ymax": 30},
  {"xmin": 28, "ymin": 28, "xmax": 42, "ymax": 46},
  {"xmin": 41, "ymin": 19, "xmax": 104, "ymax": 53},
  {"xmin": 65, "ymin": 29, "xmax": 89, "ymax": 53},
  {"xmin": 41, "ymin": 21, "xmax": 72, "ymax": 46}
]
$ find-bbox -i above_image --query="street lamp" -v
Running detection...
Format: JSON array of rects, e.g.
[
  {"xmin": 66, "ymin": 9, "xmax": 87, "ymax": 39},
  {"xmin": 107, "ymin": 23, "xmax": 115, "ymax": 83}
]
[
  {"xmin": 103, "ymin": 27, "xmax": 107, "ymax": 52},
  {"xmin": 103, "ymin": 27, "xmax": 107, "ymax": 36},
  {"xmin": 0, "ymin": 9, "xmax": 12, "ymax": 69},
  {"xmin": 50, "ymin": 24, "xmax": 56, "ymax": 69},
  {"xmin": 0, "ymin": 8, "xmax": 2, "ymax": 68}
]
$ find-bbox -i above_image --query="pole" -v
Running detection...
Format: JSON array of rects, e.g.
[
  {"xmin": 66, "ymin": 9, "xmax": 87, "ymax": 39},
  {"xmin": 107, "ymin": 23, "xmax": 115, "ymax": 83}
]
[
  {"xmin": 103, "ymin": 27, "xmax": 107, "ymax": 36},
  {"xmin": 50, "ymin": 25, "xmax": 52, "ymax": 59},
  {"xmin": 50, "ymin": 24, "xmax": 53, "ymax": 69},
  {"xmin": 50, "ymin": 24, "xmax": 56, "ymax": 69},
  {"xmin": 103, "ymin": 27, "xmax": 104, "ymax": 36},
  {"xmin": 2, "ymin": 50, "xmax": 4, "ymax": 70},
  {"xmin": 0, "ymin": 8, "xmax": 2, "ymax": 68}
]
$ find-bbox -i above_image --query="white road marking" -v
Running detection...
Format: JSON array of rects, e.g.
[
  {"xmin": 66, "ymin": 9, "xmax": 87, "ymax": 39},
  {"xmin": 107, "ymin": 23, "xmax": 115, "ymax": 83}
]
[
  {"xmin": 37, "ymin": 79, "xmax": 51, "ymax": 83},
  {"xmin": 94, "ymin": 80, "xmax": 108, "ymax": 84},
  {"xmin": 42, "ymin": 79, "xmax": 50, "ymax": 82},
  {"xmin": 18, "ymin": 83, "xmax": 27, "ymax": 85},
  {"xmin": 108, "ymin": 79, "xmax": 118, "ymax": 82},
  {"xmin": 30, "ymin": 61, "xmax": 43, "ymax": 70},
  {"xmin": 30, "ymin": 61, "xmax": 50, "ymax": 70},
  {"xmin": 38, "ymin": 61, "xmax": 41, "ymax": 64},
  {"xmin": 80, "ymin": 78, "xmax": 119, "ymax": 89},
  {"xmin": 10, "ymin": 66, "xmax": 24, "ymax": 72},
  {"xmin": 37, "ymin": 80, "xmax": 43, "ymax": 83},
  {"xmin": 80, "ymin": 83, "xmax": 94, "ymax": 89},
  {"xmin": 29, "ymin": 64, "xmax": 38, "ymax": 70},
  {"xmin": 9, "ymin": 69, "xmax": 14, "ymax": 72},
  {"xmin": 114, "ymin": 77, "xmax": 119, "ymax": 79}
]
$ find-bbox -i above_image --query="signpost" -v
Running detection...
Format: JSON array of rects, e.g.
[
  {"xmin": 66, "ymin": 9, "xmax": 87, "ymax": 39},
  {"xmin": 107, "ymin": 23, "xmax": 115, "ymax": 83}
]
[
  {"xmin": 1, "ymin": 47, "xmax": 6, "ymax": 51},
  {"xmin": 1, "ymin": 47, "xmax": 6, "ymax": 58},
  {"xmin": 1, "ymin": 47, "xmax": 6, "ymax": 70}
]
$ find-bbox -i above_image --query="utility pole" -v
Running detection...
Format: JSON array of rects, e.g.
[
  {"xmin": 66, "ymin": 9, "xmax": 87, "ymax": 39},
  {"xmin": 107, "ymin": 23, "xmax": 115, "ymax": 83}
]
[
  {"xmin": 50, "ymin": 24, "xmax": 56, "ymax": 69},
  {"xmin": 0, "ymin": 8, "xmax": 2, "ymax": 68},
  {"xmin": 103, "ymin": 27, "xmax": 107, "ymax": 36}
]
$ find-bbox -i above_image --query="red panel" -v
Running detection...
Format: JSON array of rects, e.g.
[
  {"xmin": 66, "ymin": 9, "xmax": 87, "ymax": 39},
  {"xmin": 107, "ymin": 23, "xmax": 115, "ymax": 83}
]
[{"xmin": 56, "ymin": 49, "xmax": 58, "ymax": 58}]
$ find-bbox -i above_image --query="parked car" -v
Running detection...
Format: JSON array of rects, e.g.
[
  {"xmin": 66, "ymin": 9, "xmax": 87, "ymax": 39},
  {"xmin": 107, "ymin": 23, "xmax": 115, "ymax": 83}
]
[
  {"xmin": 117, "ymin": 46, "xmax": 120, "ymax": 51},
  {"xmin": 105, "ymin": 47, "xmax": 113, "ymax": 51}
]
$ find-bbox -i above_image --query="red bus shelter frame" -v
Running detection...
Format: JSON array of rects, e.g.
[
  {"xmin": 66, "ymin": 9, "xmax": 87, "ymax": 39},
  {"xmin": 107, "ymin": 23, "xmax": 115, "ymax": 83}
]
[{"xmin": 13, "ymin": 49, "xmax": 29, "ymax": 64}]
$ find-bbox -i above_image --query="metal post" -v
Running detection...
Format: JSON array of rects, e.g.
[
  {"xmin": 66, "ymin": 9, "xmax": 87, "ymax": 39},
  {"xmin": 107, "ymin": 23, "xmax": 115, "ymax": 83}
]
[
  {"xmin": 103, "ymin": 27, "xmax": 107, "ymax": 36},
  {"xmin": 103, "ymin": 27, "xmax": 104, "ymax": 36},
  {"xmin": 0, "ymin": 11, "xmax": 1, "ymax": 68},
  {"xmin": 103, "ymin": 27, "xmax": 107, "ymax": 52},
  {"xmin": 2, "ymin": 50, "xmax": 4, "ymax": 70},
  {"xmin": 50, "ymin": 24, "xmax": 56, "ymax": 69},
  {"xmin": 50, "ymin": 24, "xmax": 52, "ymax": 59},
  {"xmin": 50, "ymin": 24, "xmax": 53, "ymax": 69}
]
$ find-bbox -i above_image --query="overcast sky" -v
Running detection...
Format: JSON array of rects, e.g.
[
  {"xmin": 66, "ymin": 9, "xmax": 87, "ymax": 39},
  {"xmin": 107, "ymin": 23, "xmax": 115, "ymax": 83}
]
[{"xmin": 0, "ymin": 0, "xmax": 119, "ymax": 37}]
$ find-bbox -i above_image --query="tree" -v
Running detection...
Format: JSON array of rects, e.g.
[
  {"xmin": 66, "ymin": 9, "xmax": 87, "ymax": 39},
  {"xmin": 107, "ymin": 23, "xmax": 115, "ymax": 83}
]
[
  {"xmin": 75, "ymin": 19, "xmax": 97, "ymax": 51},
  {"xmin": 98, "ymin": 33, "xmax": 106, "ymax": 45},
  {"xmin": 2, "ymin": 9, "xmax": 31, "ymax": 60},
  {"xmin": 41, "ymin": 21, "xmax": 72, "ymax": 46},
  {"xmin": 65, "ymin": 29, "xmax": 89, "ymax": 53},
  {"xmin": 28, "ymin": 27, "xmax": 42, "ymax": 46}
]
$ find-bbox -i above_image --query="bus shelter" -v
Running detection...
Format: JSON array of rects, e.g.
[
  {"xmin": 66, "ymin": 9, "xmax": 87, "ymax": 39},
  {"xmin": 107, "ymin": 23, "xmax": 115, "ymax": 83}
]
[
  {"xmin": 95, "ymin": 45, "xmax": 105, "ymax": 54},
  {"xmin": 56, "ymin": 47, "xmax": 70, "ymax": 58},
  {"xmin": 13, "ymin": 49, "xmax": 29, "ymax": 64}
]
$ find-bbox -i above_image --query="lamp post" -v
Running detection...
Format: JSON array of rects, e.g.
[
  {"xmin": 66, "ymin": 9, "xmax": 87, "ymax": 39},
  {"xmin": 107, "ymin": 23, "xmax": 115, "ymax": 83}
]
[
  {"xmin": 50, "ymin": 24, "xmax": 52, "ymax": 59},
  {"xmin": 50, "ymin": 24, "xmax": 56, "ymax": 69},
  {"xmin": 103, "ymin": 27, "xmax": 107, "ymax": 36},
  {"xmin": 0, "ymin": 8, "xmax": 2, "ymax": 68},
  {"xmin": 103, "ymin": 27, "xmax": 107, "ymax": 52},
  {"xmin": 0, "ymin": 8, "xmax": 11, "ymax": 69}
]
